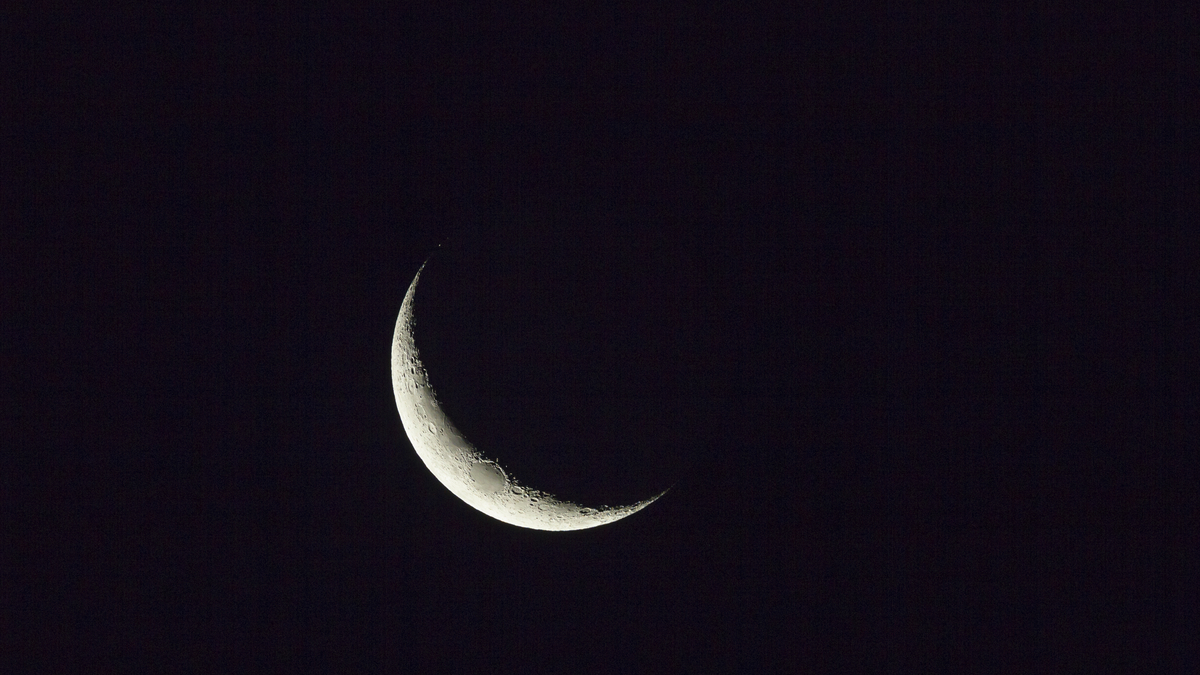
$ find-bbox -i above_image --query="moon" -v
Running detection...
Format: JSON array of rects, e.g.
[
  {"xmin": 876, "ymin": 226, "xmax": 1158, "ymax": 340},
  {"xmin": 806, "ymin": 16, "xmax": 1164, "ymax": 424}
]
[{"xmin": 391, "ymin": 259, "xmax": 667, "ymax": 531}]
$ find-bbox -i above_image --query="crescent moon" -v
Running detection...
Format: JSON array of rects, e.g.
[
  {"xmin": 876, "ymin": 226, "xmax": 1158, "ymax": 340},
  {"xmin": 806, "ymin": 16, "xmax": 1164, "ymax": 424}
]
[{"xmin": 391, "ymin": 260, "xmax": 666, "ymax": 531}]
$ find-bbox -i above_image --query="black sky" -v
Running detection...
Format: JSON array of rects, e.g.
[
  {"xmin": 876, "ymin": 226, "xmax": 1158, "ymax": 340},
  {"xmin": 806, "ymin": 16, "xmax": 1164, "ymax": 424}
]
[{"xmin": 8, "ymin": 2, "xmax": 1192, "ymax": 672}]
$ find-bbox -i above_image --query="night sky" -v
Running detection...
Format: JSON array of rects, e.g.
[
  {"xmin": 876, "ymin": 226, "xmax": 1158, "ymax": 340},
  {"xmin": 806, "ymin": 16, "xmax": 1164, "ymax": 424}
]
[{"xmin": 9, "ymin": 3, "xmax": 1189, "ymax": 672}]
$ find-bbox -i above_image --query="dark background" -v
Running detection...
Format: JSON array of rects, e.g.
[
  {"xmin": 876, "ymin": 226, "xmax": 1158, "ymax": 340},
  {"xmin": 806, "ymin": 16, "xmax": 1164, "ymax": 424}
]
[{"xmin": 6, "ymin": 2, "xmax": 1194, "ymax": 672}]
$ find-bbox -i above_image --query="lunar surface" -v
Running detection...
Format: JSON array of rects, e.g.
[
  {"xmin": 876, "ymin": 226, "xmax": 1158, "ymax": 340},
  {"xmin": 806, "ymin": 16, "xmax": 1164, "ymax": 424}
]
[{"xmin": 391, "ymin": 260, "xmax": 666, "ymax": 531}]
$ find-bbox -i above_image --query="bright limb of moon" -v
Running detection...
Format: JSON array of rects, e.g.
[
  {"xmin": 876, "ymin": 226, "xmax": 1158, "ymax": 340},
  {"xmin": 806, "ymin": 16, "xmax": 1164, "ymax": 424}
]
[{"xmin": 391, "ymin": 261, "xmax": 666, "ymax": 531}]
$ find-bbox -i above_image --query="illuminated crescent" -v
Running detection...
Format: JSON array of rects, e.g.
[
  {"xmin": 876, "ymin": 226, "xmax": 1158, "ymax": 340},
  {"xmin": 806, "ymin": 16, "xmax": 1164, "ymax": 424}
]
[{"xmin": 391, "ymin": 261, "xmax": 666, "ymax": 530}]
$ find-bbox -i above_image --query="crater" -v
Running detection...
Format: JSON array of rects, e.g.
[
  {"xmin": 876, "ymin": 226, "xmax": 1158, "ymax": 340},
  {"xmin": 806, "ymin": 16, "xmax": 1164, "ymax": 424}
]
[{"xmin": 469, "ymin": 461, "xmax": 507, "ymax": 493}]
